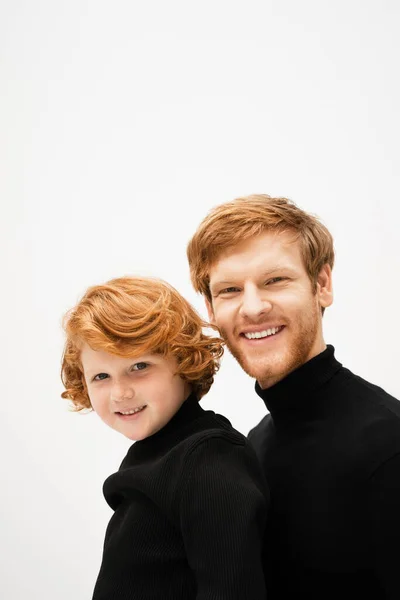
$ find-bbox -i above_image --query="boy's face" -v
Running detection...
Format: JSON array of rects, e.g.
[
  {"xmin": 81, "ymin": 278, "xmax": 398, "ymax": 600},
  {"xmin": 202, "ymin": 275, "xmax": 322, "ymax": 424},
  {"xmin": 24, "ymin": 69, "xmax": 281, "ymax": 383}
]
[
  {"xmin": 206, "ymin": 230, "xmax": 333, "ymax": 389},
  {"xmin": 81, "ymin": 345, "xmax": 192, "ymax": 441}
]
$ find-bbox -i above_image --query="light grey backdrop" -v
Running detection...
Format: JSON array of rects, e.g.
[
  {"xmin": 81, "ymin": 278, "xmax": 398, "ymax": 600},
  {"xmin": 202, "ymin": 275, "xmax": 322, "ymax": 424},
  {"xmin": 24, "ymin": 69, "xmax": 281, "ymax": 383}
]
[{"xmin": 2, "ymin": 1, "xmax": 399, "ymax": 598}]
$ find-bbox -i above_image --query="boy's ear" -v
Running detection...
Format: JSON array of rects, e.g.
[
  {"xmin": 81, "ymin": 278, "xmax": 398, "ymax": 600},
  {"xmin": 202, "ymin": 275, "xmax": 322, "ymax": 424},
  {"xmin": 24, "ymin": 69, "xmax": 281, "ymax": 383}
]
[
  {"xmin": 205, "ymin": 297, "xmax": 215, "ymax": 324},
  {"xmin": 317, "ymin": 264, "xmax": 333, "ymax": 309}
]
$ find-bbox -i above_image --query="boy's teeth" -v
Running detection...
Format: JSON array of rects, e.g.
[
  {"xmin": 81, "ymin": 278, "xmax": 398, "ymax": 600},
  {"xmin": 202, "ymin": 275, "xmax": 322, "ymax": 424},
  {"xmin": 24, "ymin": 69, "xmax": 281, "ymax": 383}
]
[
  {"xmin": 120, "ymin": 406, "xmax": 146, "ymax": 415},
  {"xmin": 244, "ymin": 327, "xmax": 281, "ymax": 340}
]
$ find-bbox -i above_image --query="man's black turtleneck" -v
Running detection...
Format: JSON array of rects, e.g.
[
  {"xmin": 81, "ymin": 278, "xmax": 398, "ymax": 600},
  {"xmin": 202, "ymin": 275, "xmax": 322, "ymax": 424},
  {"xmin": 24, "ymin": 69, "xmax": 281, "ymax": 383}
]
[
  {"xmin": 92, "ymin": 393, "xmax": 269, "ymax": 600},
  {"xmin": 248, "ymin": 345, "xmax": 400, "ymax": 600}
]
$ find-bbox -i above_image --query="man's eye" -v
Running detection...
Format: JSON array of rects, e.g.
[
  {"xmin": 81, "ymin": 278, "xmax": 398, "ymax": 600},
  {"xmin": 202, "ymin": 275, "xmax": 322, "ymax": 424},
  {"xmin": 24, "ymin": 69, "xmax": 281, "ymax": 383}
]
[
  {"xmin": 220, "ymin": 287, "xmax": 240, "ymax": 294},
  {"xmin": 267, "ymin": 277, "xmax": 285, "ymax": 285},
  {"xmin": 132, "ymin": 362, "xmax": 149, "ymax": 371},
  {"xmin": 93, "ymin": 373, "xmax": 109, "ymax": 381}
]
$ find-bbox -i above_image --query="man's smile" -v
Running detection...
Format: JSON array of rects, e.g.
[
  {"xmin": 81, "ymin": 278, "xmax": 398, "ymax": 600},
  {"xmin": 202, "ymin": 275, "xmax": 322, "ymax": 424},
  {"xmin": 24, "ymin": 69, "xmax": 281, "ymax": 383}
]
[{"xmin": 241, "ymin": 326, "xmax": 285, "ymax": 340}]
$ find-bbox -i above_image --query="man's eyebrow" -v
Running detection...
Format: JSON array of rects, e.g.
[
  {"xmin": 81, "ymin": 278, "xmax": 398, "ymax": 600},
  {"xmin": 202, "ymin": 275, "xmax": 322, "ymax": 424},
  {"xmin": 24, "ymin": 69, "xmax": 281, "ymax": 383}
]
[
  {"xmin": 261, "ymin": 266, "xmax": 297, "ymax": 276},
  {"xmin": 211, "ymin": 280, "xmax": 236, "ymax": 286},
  {"xmin": 211, "ymin": 266, "xmax": 296, "ymax": 287}
]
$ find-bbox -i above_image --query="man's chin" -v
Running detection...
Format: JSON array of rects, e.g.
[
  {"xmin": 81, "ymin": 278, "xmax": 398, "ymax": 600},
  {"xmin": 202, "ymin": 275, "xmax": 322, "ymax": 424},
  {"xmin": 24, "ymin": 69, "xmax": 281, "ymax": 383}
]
[
  {"xmin": 229, "ymin": 347, "xmax": 293, "ymax": 387},
  {"xmin": 229, "ymin": 349, "xmax": 277, "ymax": 383}
]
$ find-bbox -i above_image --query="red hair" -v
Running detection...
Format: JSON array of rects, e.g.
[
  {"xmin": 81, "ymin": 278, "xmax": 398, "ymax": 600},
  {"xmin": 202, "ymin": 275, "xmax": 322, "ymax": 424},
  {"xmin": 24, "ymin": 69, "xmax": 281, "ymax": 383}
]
[
  {"xmin": 187, "ymin": 194, "xmax": 335, "ymax": 301},
  {"xmin": 61, "ymin": 277, "xmax": 223, "ymax": 411}
]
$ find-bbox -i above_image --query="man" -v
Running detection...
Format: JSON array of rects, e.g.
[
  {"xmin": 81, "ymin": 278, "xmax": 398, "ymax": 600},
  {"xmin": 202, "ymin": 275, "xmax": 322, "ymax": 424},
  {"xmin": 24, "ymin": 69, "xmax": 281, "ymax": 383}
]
[{"xmin": 187, "ymin": 194, "xmax": 400, "ymax": 599}]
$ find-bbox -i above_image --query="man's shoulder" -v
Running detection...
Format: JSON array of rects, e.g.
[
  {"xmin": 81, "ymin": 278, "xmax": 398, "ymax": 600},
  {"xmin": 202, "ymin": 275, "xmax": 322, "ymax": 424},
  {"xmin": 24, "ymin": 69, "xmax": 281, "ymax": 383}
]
[
  {"xmin": 246, "ymin": 413, "xmax": 274, "ymax": 460},
  {"xmin": 333, "ymin": 366, "xmax": 400, "ymax": 468},
  {"xmin": 247, "ymin": 413, "xmax": 273, "ymax": 439},
  {"xmin": 340, "ymin": 366, "xmax": 400, "ymax": 421}
]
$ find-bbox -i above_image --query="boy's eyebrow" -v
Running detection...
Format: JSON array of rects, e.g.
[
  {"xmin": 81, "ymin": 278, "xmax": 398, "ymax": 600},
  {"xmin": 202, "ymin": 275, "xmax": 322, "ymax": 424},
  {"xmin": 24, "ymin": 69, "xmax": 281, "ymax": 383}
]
[
  {"xmin": 83, "ymin": 356, "xmax": 155, "ymax": 378},
  {"xmin": 83, "ymin": 369, "xmax": 100, "ymax": 378}
]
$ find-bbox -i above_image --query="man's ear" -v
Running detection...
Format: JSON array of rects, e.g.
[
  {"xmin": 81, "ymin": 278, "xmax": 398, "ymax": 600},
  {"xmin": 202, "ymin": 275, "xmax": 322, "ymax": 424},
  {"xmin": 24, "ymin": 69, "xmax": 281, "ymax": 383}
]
[
  {"xmin": 317, "ymin": 264, "xmax": 333, "ymax": 309},
  {"xmin": 205, "ymin": 297, "xmax": 215, "ymax": 324}
]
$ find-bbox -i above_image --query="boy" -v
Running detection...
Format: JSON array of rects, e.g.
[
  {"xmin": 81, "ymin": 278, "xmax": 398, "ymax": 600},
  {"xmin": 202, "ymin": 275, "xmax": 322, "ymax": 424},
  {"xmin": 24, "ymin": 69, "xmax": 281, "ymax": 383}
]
[{"xmin": 61, "ymin": 276, "xmax": 269, "ymax": 600}]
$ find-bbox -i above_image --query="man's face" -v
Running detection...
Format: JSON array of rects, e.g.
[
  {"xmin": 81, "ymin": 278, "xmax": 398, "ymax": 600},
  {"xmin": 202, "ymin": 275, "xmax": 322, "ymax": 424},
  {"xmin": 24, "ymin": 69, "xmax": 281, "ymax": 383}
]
[
  {"xmin": 81, "ymin": 345, "xmax": 191, "ymax": 440},
  {"xmin": 206, "ymin": 230, "xmax": 333, "ymax": 389}
]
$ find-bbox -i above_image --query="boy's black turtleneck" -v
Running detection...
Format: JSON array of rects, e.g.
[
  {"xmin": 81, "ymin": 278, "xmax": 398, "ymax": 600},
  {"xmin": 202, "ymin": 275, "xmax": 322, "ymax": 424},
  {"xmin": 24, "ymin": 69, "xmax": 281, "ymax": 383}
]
[
  {"xmin": 248, "ymin": 345, "xmax": 400, "ymax": 600},
  {"xmin": 92, "ymin": 393, "xmax": 269, "ymax": 600}
]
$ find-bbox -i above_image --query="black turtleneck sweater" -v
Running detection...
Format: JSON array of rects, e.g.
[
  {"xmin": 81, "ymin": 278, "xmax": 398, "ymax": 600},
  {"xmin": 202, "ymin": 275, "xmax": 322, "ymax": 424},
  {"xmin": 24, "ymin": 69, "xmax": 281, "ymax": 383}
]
[
  {"xmin": 248, "ymin": 345, "xmax": 400, "ymax": 599},
  {"xmin": 92, "ymin": 393, "xmax": 269, "ymax": 600}
]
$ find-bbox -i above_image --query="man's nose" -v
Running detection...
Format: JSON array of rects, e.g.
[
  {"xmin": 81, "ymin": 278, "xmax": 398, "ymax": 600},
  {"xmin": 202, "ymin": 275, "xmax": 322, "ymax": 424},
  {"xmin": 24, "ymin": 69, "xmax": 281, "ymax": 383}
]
[{"xmin": 239, "ymin": 286, "xmax": 272, "ymax": 320}]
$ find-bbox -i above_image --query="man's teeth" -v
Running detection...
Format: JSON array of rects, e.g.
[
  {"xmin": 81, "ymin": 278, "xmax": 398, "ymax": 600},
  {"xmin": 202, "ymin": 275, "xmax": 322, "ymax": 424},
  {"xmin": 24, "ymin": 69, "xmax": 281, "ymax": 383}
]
[
  {"xmin": 120, "ymin": 406, "xmax": 146, "ymax": 415},
  {"xmin": 244, "ymin": 327, "xmax": 281, "ymax": 340}
]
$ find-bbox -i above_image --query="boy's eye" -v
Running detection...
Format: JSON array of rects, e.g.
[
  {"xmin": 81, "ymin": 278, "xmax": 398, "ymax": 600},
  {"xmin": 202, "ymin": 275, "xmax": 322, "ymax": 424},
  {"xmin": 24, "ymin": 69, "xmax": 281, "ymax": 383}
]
[
  {"xmin": 267, "ymin": 277, "xmax": 285, "ymax": 285},
  {"xmin": 132, "ymin": 362, "xmax": 149, "ymax": 371},
  {"xmin": 93, "ymin": 373, "xmax": 109, "ymax": 381}
]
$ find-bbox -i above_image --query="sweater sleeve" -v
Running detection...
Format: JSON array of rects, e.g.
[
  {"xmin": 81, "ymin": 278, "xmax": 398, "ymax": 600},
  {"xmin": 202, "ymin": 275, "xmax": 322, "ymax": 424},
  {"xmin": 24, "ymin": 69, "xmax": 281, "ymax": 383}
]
[
  {"xmin": 368, "ymin": 451, "xmax": 400, "ymax": 599},
  {"xmin": 178, "ymin": 435, "xmax": 268, "ymax": 600}
]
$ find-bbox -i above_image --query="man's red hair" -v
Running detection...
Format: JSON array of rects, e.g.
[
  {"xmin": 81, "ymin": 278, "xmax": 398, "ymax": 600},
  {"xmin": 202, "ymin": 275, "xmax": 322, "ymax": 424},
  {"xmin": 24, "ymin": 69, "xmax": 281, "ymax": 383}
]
[{"xmin": 187, "ymin": 194, "xmax": 335, "ymax": 302}]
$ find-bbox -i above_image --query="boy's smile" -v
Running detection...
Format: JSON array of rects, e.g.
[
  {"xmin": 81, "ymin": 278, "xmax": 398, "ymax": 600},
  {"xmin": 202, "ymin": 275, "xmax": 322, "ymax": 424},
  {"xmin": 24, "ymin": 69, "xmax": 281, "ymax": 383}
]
[
  {"xmin": 117, "ymin": 405, "xmax": 147, "ymax": 417},
  {"xmin": 81, "ymin": 345, "xmax": 192, "ymax": 440}
]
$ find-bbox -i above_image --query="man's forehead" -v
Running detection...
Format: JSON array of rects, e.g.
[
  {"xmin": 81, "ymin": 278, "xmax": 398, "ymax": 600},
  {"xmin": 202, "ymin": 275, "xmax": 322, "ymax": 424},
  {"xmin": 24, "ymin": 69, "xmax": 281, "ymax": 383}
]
[{"xmin": 209, "ymin": 231, "xmax": 302, "ymax": 279}]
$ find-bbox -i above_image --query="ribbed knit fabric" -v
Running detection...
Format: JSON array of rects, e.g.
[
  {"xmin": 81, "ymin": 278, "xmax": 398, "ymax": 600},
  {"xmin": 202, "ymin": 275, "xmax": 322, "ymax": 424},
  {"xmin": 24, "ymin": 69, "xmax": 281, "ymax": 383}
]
[
  {"xmin": 92, "ymin": 393, "xmax": 269, "ymax": 599},
  {"xmin": 249, "ymin": 345, "xmax": 400, "ymax": 600}
]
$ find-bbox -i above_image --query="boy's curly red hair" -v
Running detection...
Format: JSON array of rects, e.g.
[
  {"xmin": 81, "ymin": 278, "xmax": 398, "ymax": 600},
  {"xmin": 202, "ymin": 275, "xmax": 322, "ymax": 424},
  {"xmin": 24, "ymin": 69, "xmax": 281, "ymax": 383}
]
[{"xmin": 61, "ymin": 277, "xmax": 224, "ymax": 411}]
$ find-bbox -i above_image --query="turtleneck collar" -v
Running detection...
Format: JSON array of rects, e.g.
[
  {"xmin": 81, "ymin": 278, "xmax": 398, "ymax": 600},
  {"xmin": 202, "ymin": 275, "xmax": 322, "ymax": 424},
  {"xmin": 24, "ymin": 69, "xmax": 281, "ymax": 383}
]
[
  {"xmin": 255, "ymin": 345, "xmax": 342, "ymax": 419},
  {"xmin": 127, "ymin": 391, "xmax": 205, "ymax": 459}
]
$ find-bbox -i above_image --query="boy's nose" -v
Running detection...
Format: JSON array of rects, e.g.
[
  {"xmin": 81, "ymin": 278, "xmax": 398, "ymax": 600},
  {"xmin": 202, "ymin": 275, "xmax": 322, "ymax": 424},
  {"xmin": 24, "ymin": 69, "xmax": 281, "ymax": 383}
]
[{"xmin": 110, "ymin": 384, "xmax": 135, "ymax": 403}]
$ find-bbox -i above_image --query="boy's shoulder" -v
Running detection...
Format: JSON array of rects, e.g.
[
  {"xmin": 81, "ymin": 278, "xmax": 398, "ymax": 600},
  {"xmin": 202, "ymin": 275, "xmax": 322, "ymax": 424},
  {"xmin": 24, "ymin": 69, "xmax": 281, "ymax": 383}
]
[
  {"xmin": 106, "ymin": 405, "xmax": 268, "ymax": 514},
  {"xmin": 171, "ymin": 410, "xmax": 268, "ymax": 490},
  {"xmin": 179, "ymin": 408, "xmax": 249, "ymax": 450}
]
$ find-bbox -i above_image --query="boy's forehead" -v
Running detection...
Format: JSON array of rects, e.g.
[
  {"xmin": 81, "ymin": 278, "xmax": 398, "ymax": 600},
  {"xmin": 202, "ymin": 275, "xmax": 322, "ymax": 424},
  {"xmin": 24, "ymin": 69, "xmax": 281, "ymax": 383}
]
[{"xmin": 80, "ymin": 344, "xmax": 157, "ymax": 368}]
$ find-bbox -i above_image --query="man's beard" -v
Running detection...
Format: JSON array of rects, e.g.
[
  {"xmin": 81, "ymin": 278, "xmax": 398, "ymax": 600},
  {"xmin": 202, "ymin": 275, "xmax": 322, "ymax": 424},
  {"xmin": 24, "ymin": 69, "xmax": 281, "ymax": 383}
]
[{"xmin": 219, "ymin": 301, "xmax": 321, "ymax": 389}]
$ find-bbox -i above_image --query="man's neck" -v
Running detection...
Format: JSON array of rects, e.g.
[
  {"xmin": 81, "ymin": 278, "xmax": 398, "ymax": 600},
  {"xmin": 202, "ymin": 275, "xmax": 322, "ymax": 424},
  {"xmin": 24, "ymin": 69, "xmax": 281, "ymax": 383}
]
[{"xmin": 258, "ymin": 342, "xmax": 327, "ymax": 390}]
